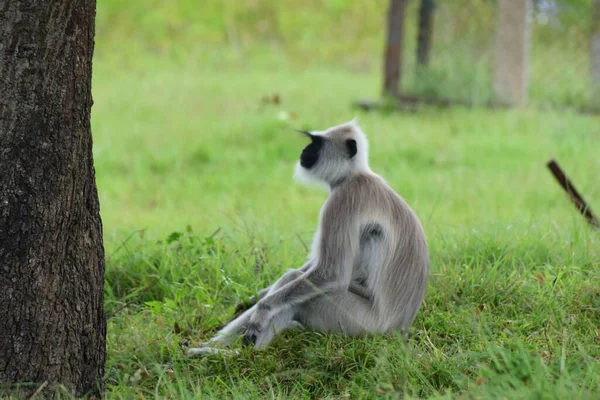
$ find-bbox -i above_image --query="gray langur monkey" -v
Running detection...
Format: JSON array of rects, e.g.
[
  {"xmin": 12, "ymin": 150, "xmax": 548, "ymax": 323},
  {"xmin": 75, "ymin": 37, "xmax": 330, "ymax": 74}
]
[{"xmin": 187, "ymin": 120, "xmax": 429, "ymax": 357}]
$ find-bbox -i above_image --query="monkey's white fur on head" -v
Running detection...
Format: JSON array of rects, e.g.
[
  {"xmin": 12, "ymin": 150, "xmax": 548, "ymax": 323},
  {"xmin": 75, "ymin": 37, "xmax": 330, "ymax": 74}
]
[{"xmin": 294, "ymin": 118, "xmax": 371, "ymax": 189}]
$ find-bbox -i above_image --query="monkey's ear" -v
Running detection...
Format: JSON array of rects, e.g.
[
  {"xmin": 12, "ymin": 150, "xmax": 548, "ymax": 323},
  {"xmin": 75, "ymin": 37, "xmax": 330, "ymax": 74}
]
[{"xmin": 346, "ymin": 139, "xmax": 357, "ymax": 158}]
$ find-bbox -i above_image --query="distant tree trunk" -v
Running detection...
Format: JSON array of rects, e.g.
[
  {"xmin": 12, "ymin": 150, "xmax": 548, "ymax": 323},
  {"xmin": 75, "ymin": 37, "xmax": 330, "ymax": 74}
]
[
  {"xmin": 493, "ymin": 0, "xmax": 531, "ymax": 107},
  {"xmin": 417, "ymin": 0, "xmax": 435, "ymax": 68},
  {"xmin": 0, "ymin": 0, "xmax": 106, "ymax": 398},
  {"xmin": 383, "ymin": 0, "xmax": 408, "ymax": 97},
  {"xmin": 591, "ymin": 0, "xmax": 600, "ymax": 106}
]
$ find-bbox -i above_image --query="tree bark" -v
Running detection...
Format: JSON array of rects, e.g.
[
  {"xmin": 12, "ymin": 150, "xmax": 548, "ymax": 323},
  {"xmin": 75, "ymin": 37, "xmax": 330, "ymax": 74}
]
[
  {"xmin": 0, "ymin": 0, "xmax": 106, "ymax": 398},
  {"xmin": 591, "ymin": 0, "xmax": 600, "ymax": 106},
  {"xmin": 493, "ymin": 0, "xmax": 531, "ymax": 107},
  {"xmin": 417, "ymin": 0, "xmax": 435, "ymax": 68},
  {"xmin": 383, "ymin": 0, "xmax": 408, "ymax": 97}
]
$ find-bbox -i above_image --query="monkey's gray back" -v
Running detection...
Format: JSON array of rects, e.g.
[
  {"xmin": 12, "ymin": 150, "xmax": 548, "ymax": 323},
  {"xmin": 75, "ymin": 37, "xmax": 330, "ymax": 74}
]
[{"xmin": 339, "ymin": 172, "xmax": 429, "ymax": 332}]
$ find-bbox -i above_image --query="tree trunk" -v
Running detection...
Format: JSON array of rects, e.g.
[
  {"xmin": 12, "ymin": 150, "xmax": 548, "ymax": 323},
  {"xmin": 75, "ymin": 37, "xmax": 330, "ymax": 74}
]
[
  {"xmin": 0, "ymin": 0, "xmax": 106, "ymax": 398},
  {"xmin": 591, "ymin": 0, "xmax": 600, "ymax": 106},
  {"xmin": 417, "ymin": 0, "xmax": 435, "ymax": 68},
  {"xmin": 493, "ymin": 0, "xmax": 531, "ymax": 107},
  {"xmin": 383, "ymin": 0, "xmax": 408, "ymax": 97}
]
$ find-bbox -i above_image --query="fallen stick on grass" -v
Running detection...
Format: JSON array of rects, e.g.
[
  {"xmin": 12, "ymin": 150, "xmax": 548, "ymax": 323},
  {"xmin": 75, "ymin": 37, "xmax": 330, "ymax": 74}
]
[{"xmin": 546, "ymin": 159, "xmax": 600, "ymax": 229}]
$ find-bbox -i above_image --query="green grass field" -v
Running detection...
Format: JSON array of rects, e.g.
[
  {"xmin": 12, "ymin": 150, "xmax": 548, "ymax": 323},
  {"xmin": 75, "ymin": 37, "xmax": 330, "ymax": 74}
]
[{"xmin": 93, "ymin": 1, "xmax": 600, "ymax": 398}]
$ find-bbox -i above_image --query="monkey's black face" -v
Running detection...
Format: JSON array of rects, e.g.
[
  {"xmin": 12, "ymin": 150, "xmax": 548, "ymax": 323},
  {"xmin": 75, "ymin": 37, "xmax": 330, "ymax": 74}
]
[{"xmin": 300, "ymin": 135, "xmax": 323, "ymax": 169}]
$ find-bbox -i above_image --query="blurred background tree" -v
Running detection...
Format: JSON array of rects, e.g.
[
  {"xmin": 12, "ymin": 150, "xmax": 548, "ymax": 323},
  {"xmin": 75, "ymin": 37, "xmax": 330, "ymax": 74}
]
[{"xmin": 96, "ymin": 0, "xmax": 596, "ymax": 110}]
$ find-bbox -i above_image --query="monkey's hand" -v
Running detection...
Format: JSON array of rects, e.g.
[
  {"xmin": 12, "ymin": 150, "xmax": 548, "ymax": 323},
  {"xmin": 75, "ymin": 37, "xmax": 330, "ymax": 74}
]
[{"xmin": 242, "ymin": 303, "xmax": 273, "ymax": 348}]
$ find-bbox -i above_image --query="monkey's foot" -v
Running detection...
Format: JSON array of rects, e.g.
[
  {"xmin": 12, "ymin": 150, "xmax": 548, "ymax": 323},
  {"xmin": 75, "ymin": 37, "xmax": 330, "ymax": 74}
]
[
  {"xmin": 243, "ymin": 319, "xmax": 305, "ymax": 348},
  {"xmin": 242, "ymin": 326, "xmax": 260, "ymax": 347},
  {"xmin": 242, "ymin": 324, "xmax": 273, "ymax": 349},
  {"xmin": 186, "ymin": 346, "xmax": 239, "ymax": 358}
]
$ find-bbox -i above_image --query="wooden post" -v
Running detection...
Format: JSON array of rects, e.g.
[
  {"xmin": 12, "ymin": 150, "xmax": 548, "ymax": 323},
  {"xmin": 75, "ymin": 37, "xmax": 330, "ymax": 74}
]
[
  {"xmin": 383, "ymin": 0, "xmax": 408, "ymax": 97},
  {"xmin": 417, "ymin": 0, "xmax": 435, "ymax": 68},
  {"xmin": 493, "ymin": 0, "xmax": 531, "ymax": 107},
  {"xmin": 591, "ymin": 0, "xmax": 600, "ymax": 106}
]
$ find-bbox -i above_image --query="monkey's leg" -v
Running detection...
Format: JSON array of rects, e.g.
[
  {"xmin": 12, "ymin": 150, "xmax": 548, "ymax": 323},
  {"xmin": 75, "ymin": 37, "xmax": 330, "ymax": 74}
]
[
  {"xmin": 233, "ymin": 267, "xmax": 313, "ymax": 348},
  {"xmin": 243, "ymin": 269, "xmax": 340, "ymax": 346},
  {"xmin": 296, "ymin": 290, "xmax": 384, "ymax": 336},
  {"xmin": 247, "ymin": 281, "xmax": 371, "ymax": 347},
  {"xmin": 187, "ymin": 264, "xmax": 311, "ymax": 357},
  {"xmin": 245, "ymin": 288, "xmax": 379, "ymax": 348},
  {"xmin": 229, "ymin": 262, "xmax": 313, "ymax": 321},
  {"xmin": 239, "ymin": 278, "xmax": 371, "ymax": 348},
  {"xmin": 259, "ymin": 262, "xmax": 314, "ymax": 299}
]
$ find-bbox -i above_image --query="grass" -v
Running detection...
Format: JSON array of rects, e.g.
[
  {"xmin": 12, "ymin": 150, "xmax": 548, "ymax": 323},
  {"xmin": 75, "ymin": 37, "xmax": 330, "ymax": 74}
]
[{"xmin": 92, "ymin": 1, "xmax": 600, "ymax": 398}]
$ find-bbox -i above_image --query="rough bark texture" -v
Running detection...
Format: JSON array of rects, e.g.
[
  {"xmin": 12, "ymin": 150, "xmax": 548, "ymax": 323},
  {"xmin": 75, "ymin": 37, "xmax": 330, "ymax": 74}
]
[
  {"xmin": 417, "ymin": 0, "xmax": 435, "ymax": 67},
  {"xmin": 0, "ymin": 0, "xmax": 106, "ymax": 398},
  {"xmin": 493, "ymin": 0, "xmax": 531, "ymax": 107},
  {"xmin": 383, "ymin": 0, "xmax": 408, "ymax": 97},
  {"xmin": 591, "ymin": 0, "xmax": 600, "ymax": 106}
]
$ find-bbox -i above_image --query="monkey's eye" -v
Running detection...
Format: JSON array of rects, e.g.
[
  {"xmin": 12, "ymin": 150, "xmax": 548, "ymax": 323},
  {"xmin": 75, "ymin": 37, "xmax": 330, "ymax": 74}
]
[{"xmin": 346, "ymin": 139, "xmax": 357, "ymax": 159}]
